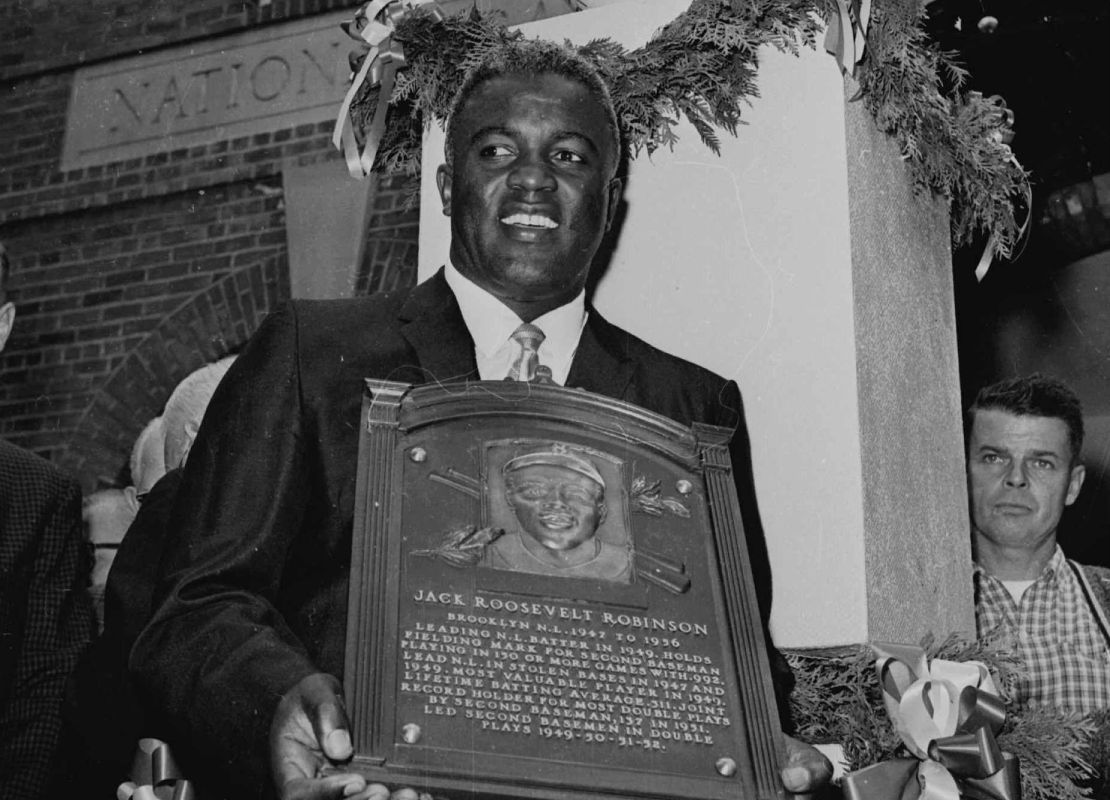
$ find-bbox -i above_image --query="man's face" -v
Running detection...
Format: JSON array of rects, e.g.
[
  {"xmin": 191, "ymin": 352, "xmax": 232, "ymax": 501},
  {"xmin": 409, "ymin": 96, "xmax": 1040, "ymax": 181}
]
[
  {"xmin": 505, "ymin": 463, "xmax": 606, "ymax": 553},
  {"xmin": 84, "ymin": 490, "xmax": 139, "ymax": 587},
  {"xmin": 436, "ymin": 72, "xmax": 623, "ymax": 318},
  {"xmin": 968, "ymin": 408, "xmax": 1085, "ymax": 553},
  {"xmin": 0, "ymin": 301, "xmax": 13, "ymax": 353}
]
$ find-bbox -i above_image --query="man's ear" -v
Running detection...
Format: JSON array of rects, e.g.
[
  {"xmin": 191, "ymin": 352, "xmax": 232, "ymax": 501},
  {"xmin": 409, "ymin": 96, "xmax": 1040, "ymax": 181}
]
[
  {"xmin": 122, "ymin": 485, "xmax": 140, "ymax": 514},
  {"xmin": 436, "ymin": 164, "xmax": 452, "ymax": 216},
  {"xmin": 597, "ymin": 502, "xmax": 607, "ymax": 526},
  {"xmin": 0, "ymin": 301, "xmax": 14, "ymax": 352},
  {"xmin": 604, "ymin": 178, "xmax": 623, "ymax": 232},
  {"xmin": 1066, "ymin": 464, "xmax": 1086, "ymax": 506}
]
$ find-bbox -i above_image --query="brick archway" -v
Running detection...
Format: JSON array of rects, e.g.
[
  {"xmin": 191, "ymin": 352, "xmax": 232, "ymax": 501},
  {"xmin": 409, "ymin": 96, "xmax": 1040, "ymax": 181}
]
[{"xmin": 62, "ymin": 260, "xmax": 284, "ymax": 491}]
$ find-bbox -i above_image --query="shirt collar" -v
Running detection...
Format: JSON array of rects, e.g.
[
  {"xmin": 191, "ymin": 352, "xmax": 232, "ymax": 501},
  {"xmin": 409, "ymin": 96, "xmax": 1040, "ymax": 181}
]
[
  {"xmin": 444, "ymin": 260, "xmax": 587, "ymax": 361},
  {"xmin": 974, "ymin": 544, "xmax": 1068, "ymax": 584}
]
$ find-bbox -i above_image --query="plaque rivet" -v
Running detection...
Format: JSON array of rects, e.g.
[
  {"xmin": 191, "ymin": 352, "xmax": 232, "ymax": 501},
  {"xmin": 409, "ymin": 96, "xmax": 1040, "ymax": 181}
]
[
  {"xmin": 409, "ymin": 447, "xmax": 427, "ymax": 463},
  {"xmin": 676, "ymin": 479, "xmax": 693, "ymax": 495},
  {"xmin": 401, "ymin": 723, "xmax": 422, "ymax": 744},
  {"xmin": 715, "ymin": 757, "xmax": 737, "ymax": 777}
]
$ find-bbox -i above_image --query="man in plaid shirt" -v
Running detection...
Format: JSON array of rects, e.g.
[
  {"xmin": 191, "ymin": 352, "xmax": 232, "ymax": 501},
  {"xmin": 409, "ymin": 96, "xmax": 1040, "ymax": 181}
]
[{"xmin": 969, "ymin": 374, "xmax": 1110, "ymax": 714}]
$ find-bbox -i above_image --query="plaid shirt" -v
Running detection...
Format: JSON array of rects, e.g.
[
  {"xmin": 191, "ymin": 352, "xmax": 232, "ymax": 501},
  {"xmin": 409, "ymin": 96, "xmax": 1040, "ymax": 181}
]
[{"xmin": 975, "ymin": 546, "xmax": 1110, "ymax": 714}]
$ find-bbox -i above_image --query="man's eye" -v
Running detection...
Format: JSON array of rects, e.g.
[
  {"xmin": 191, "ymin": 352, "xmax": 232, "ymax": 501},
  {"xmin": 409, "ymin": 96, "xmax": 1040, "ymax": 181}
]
[
  {"xmin": 1031, "ymin": 459, "xmax": 1055, "ymax": 470},
  {"xmin": 479, "ymin": 144, "xmax": 514, "ymax": 158},
  {"xmin": 552, "ymin": 150, "xmax": 585, "ymax": 164},
  {"xmin": 563, "ymin": 489, "xmax": 591, "ymax": 502},
  {"xmin": 982, "ymin": 454, "xmax": 1004, "ymax": 464}
]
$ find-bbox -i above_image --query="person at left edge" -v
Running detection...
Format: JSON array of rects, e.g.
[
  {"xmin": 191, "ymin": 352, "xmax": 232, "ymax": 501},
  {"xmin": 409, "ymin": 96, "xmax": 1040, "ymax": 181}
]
[
  {"xmin": 131, "ymin": 40, "xmax": 833, "ymax": 800},
  {"xmin": 0, "ymin": 241, "xmax": 96, "ymax": 800}
]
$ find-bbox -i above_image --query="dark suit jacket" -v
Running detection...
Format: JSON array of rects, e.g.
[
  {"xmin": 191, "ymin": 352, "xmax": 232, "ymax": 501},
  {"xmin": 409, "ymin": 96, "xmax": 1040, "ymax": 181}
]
[
  {"xmin": 63, "ymin": 467, "xmax": 184, "ymax": 795},
  {"xmin": 0, "ymin": 438, "xmax": 95, "ymax": 800},
  {"xmin": 132, "ymin": 271, "xmax": 782, "ymax": 797}
]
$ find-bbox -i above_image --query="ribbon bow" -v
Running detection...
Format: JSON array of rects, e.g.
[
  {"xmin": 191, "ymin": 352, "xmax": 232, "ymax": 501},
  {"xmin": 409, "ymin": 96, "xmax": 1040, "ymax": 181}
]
[
  {"xmin": 842, "ymin": 642, "xmax": 1021, "ymax": 800},
  {"xmin": 824, "ymin": 0, "xmax": 872, "ymax": 76},
  {"xmin": 116, "ymin": 737, "xmax": 196, "ymax": 800},
  {"xmin": 332, "ymin": 0, "xmax": 444, "ymax": 178},
  {"xmin": 970, "ymin": 93, "xmax": 1031, "ymax": 282}
]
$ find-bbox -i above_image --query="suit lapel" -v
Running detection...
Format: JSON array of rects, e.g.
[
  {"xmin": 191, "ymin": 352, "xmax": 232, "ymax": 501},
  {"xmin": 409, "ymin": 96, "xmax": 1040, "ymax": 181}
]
[
  {"xmin": 566, "ymin": 310, "xmax": 634, "ymax": 400},
  {"xmin": 397, "ymin": 274, "xmax": 630, "ymax": 393},
  {"xmin": 398, "ymin": 270, "xmax": 479, "ymax": 384}
]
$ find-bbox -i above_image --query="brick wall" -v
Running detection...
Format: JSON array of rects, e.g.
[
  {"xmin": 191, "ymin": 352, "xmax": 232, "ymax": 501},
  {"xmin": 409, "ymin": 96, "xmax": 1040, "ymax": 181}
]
[
  {"xmin": 358, "ymin": 172, "xmax": 420, "ymax": 295},
  {"xmin": 0, "ymin": 180, "xmax": 290, "ymax": 477},
  {"xmin": 1, "ymin": 1, "xmax": 358, "ymax": 83},
  {"xmin": 0, "ymin": 0, "xmax": 421, "ymax": 491}
]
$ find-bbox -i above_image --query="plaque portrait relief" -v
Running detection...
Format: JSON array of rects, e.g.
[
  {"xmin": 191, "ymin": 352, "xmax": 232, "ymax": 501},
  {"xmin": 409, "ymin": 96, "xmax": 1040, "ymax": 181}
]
[
  {"xmin": 342, "ymin": 380, "xmax": 786, "ymax": 800},
  {"xmin": 482, "ymin": 440, "xmax": 632, "ymax": 584}
]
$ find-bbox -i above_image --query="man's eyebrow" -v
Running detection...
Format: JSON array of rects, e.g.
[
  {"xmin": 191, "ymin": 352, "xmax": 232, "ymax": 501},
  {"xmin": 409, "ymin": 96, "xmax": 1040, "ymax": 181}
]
[
  {"xmin": 974, "ymin": 443, "xmax": 1065, "ymax": 460},
  {"xmin": 469, "ymin": 126, "xmax": 514, "ymax": 146},
  {"xmin": 468, "ymin": 126, "xmax": 601, "ymax": 154},
  {"xmin": 1028, "ymin": 448, "xmax": 1065, "ymax": 460},
  {"xmin": 551, "ymin": 130, "xmax": 600, "ymax": 154}
]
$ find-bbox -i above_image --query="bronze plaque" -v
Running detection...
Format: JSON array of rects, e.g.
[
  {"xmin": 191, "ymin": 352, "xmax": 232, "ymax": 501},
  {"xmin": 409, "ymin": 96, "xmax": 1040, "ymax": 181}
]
[{"xmin": 344, "ymin": 380, "xmax": 785, "ymax": 799}]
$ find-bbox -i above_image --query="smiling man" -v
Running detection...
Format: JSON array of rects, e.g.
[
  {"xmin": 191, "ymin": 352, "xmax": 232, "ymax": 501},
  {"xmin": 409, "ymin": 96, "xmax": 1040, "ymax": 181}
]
[
  {"xmin": 131, "ymin": 40, "xmax": 830, "ymax": 800},
  {"xmin": 490, "ymin": 445, "xmax": 630, "ymax": 582},
  {"xmin": 968, "ymin": 374, "xmax": 1110, "ymax": 714}
]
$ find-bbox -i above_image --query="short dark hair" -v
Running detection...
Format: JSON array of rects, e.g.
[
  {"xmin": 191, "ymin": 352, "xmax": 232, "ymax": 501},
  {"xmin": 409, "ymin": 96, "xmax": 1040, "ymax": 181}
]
[
  {"xmin": 968, "ymin": 374, "xmax": 1084, "ymax": 462},
  {"xmin": 443, "ymin": 39, "xmax": 621, "ymax": 176}
]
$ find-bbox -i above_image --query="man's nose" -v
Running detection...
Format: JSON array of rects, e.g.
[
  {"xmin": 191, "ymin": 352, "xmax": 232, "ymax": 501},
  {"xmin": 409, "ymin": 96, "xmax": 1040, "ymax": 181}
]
[
  {"xmin": 542, "ymin": 491, "xmax": 568, "ymax": 507},
  {"xmin": 508, "ymin": 154, "xmax": 556, "ymax": 192},
  {"xmin": 1004, "ymin": 460, "xmax": 1028, "ymax": 487}
]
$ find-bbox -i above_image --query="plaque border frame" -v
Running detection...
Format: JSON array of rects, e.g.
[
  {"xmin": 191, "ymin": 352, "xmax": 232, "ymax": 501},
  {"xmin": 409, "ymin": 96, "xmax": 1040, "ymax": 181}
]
[{"xmin": 343, "ymin": 379, "xmax": 785, "ymax": 799}]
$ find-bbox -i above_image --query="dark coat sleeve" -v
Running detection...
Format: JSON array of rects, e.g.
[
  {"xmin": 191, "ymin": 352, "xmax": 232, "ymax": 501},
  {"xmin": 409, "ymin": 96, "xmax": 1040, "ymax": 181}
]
[
  {"xmin": 0, "ymin": 449, "xmax": 94, "ymax": 800},
  {"xmin": 62, "ymin": 468, "xmax": 185, "ymax": 795},
  {"xmin": 130, "ymin": 305, "xmax": 321, "ymax": 796}
]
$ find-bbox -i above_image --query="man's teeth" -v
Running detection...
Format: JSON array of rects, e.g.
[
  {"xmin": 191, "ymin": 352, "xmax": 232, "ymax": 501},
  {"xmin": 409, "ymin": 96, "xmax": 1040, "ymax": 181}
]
[
  {"xmin": 502, "ymin": 213, "xmax": 558, "ymax": 229},
  {"xmin": 540, "ymin": 513, "xmax": 574, "ymax": 528}
]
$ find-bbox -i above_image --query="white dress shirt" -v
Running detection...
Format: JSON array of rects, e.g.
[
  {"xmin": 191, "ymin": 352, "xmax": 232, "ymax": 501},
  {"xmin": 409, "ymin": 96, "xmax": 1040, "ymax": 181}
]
[{"xmin": 444, "ymin": 262, "xmax": 587, "ymax": 385}]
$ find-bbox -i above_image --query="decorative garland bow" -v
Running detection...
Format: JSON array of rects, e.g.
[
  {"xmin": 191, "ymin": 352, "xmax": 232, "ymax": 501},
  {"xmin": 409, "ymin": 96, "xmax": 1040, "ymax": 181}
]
[
  {"xmin": 971, "ymin": 93, "xmax": 1030, "ymax": 282},
  {"xmin": 842, "ymin": 642, "xmax": 1021, "ymax": 800},
  {"xmin": 116, "ymin": 738, "xmax": 196, "ymax": 800},
  {"xmin": 333, "ymin": 0, "xmax": 443, "ymax": 178},
  {"xmin": 825, "ymin": 0, "xmax": 872, "ymax": 76}
]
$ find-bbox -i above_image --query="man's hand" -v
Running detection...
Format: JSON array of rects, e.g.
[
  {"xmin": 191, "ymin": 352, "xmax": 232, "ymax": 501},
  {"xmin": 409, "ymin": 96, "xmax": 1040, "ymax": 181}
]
[
  {"xmin": 271, "ymin": 672, "xmax": 375, "ymax": 800},
  {"xmin": 780, "ymin": 733, "xmax": 834, "ymax": 798}
]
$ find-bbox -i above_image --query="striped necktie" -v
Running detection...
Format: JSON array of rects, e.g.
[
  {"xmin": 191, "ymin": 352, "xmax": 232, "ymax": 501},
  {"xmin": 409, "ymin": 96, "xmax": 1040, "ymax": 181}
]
[{"xmin": 505, "ymin": 323, "xmax": 546, "ymax": 382}]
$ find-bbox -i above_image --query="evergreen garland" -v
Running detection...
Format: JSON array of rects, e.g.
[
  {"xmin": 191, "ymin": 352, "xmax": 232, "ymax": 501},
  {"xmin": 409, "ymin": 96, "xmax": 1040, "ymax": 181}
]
[
  {"xmin": 345, "ymin": 0, "xmax": 1030, "ymax": 259},
  {"xmin": 852, "ymin": 1, "xmax": 1028, "ymax": 257},
  {"xmin": 786, "ymin": 634, "xmax": 1104, "ymax": 800}
]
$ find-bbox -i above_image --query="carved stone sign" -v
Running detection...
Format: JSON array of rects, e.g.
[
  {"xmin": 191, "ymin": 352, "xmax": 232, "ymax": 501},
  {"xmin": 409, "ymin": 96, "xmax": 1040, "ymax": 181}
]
[
  {"xmin": 61, "ymin": 11, "xmax": 350, "ymax": 170},
  {"xmin": 344, "ymin": 380, "xmax": 785, "ymax": 799}
]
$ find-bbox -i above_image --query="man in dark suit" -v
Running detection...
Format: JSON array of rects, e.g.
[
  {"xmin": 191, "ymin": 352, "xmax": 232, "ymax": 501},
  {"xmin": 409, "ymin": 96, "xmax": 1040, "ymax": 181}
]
[
  {"xmin": 132, "ymin": 41, "xmax": 831, "ymax": 800},
  {"xmin": 0, "ymin": 243, "xmax": 96, "ymax": 799}
]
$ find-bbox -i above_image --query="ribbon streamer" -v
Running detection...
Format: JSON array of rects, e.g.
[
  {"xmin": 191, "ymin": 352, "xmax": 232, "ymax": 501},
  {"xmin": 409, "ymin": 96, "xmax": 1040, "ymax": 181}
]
[
  {"xmin": 117, "ymin": 738, "xmax": 197, "ymax": 800},
  {"xmin": 825, "ymin": 0, "xmax": 872, "ymax": 76},
  {"xmin": 332, "ymin": 0, "xmax": 444, "ymax": 178},
  {"xmin": 971, "ymin": 94, "xmax": 1030, "ymax": 282},
  {"xmin": 842, "ymin": 643, "xmax": 1021, "ymax": 800}
]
